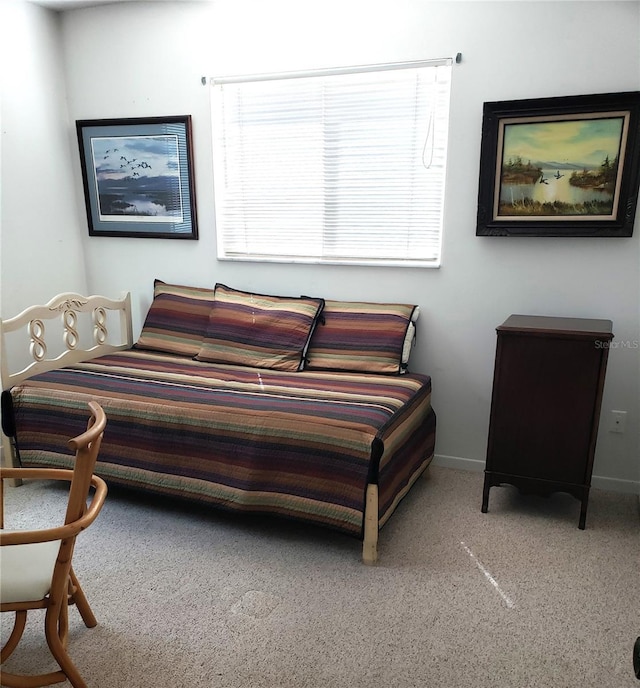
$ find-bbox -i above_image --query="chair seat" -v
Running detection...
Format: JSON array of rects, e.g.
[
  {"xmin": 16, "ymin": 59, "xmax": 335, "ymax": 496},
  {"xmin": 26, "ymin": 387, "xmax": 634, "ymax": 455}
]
[{"xmin": 1, "ymin": 537, "xmax": 60, "ymax": 604}]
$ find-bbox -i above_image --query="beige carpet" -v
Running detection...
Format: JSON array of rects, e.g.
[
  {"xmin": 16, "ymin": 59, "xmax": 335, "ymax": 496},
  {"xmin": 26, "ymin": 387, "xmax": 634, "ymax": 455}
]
[{"xmin": 2, "ymin": 465, "xmax": 639, "ymax": 687}]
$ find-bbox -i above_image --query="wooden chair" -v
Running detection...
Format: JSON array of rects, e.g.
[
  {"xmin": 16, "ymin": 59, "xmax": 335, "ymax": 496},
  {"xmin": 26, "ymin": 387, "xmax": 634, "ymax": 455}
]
[{"xmin": 1, "ymin": 401, "xmax": 108, "ymax": 688}]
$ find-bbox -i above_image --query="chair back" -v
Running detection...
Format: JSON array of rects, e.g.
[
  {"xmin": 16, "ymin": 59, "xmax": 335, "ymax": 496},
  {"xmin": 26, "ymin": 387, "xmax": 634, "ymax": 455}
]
[{"xmin": 64, "ymin": 401, "xmax": 107, "ymax": 525}]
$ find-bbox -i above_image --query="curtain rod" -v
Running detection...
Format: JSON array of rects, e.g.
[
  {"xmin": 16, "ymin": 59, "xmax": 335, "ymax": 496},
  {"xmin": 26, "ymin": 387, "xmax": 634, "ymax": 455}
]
[{"xmin": 203, "ymin": 54, "xmax": 461, "ymax": 86}]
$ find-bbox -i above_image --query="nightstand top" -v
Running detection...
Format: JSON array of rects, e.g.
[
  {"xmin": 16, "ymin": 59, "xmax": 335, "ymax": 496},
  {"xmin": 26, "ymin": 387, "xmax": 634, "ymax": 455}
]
[{"xmin": 498, "ymin": 314, "xmax": 613, "ymax": 338}]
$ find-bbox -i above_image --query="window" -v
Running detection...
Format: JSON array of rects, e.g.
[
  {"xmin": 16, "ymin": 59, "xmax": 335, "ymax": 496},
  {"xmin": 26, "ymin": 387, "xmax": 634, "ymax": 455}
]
[{"xmin": 210, "ymin": 59, "xmax": 452, "ymax": 267}]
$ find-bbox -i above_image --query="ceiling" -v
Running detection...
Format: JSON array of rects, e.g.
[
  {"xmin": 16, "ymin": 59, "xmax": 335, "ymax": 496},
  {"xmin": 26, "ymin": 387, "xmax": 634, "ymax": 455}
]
[
  {"xmin": 30, "ymin": 0, "xmax": 206, "ymax": 11},
  {"xmin": 28, "ymin": 0, "xmax": 638, "ymax": 11}
]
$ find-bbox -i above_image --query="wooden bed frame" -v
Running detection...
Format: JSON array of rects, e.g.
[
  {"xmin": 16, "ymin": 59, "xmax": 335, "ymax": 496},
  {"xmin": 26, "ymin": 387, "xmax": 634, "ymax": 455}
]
[
  {"xmin": 0, "ymin": 293, "xmax": 132, "ymax": 489},
  {"xmin": 0, "ymin": 292, "xmax": 430, "ymax": 564}
]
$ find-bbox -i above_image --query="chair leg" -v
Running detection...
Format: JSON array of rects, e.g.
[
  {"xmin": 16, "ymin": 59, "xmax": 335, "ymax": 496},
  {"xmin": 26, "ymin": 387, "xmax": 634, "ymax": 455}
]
[
  {"xmin": 59, "ymin": 591, "xmax": 70, "ymax": 650},
  {"xmin": 45, "ymin": 603, "xmax": 87, "ymax": 688},
  {"xmin": 0, "ymin": 668, "xmax": 66, "ymax": 687},
  {"xmin": 0, "ymin": 610, "xmax": 27, "ymax": 663},
  {"xmin": 69, "ymin": 568, "xmax": 97, "ymax": 628},
  {"xmin": 0, "ymin": 597, "xmax": 92, "ymax": 688},
  {"xmin": 1, "ymin": 610, "xmax": 67, "ymax": 687}
]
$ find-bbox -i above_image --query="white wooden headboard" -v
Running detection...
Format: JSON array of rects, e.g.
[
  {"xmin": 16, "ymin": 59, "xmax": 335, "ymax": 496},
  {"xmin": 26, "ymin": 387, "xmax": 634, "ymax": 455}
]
[{"xmin": 0, "ymin": 292, "xmax": 133, "ymax": 391}]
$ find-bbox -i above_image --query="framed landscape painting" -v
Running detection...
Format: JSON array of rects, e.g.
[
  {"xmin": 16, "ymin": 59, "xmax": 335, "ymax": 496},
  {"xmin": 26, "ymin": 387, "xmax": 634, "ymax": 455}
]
[
  {"xmin": 476, "ymin": 92, "xmax": 640, "ymax": 237},
  {"xmin": 76, "ymin": 116, "xmax": 198, "ymax": 239}
]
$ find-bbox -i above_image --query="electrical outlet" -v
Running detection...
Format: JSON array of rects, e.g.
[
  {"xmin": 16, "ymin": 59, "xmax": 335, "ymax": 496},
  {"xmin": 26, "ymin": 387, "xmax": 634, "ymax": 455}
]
[{"xmin": 608, "ymin": 410, "xmax": 627, "ymax": 434}]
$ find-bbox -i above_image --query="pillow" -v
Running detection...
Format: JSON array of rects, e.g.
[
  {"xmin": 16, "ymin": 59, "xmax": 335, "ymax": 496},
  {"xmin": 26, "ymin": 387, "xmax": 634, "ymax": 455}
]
[
  {"xmin": 135, "ymin": 280, "xmax": 216, "ymax": 357},
  {"xmin": 304, "ymin": 300, "xmax": 419, "ymax": 374},
  {"xmin": 195, "ymin": 284, "xmax": 324, "ymax": 372}
]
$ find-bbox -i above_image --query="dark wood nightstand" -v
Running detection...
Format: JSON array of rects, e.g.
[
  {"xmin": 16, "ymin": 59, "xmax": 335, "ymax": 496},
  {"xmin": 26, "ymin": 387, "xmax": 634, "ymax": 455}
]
[{"xmin": 481, "ymin": 314, "xmax": 613, "ymax": 528}]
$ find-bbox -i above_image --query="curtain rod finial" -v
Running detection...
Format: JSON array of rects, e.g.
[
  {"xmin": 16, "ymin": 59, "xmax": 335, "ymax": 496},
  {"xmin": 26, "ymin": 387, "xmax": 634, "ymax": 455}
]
[
  {"xmin": 201, "ymin": 76, "xmax": 207, "ymax": 85},
  {"xmin": 455, "ymin": 52, "xmax": 462, "ymax": 64}
]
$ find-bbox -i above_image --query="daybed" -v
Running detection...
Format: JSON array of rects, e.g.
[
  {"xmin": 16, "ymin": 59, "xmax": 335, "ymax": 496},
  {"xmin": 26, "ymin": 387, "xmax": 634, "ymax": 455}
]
[{"xmin": 0, "ymin": 282, "xmax": 436, "ymax": 564}]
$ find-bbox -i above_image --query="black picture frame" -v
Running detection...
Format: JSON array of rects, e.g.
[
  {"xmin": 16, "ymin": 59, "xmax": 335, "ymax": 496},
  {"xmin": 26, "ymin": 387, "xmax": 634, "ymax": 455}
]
[
  {"xmin": 76, "ymin": 116, "xmax": 198, "ymax": 239},
  {"xmin": 476, "ymin": 92, "xmax": 640, "ymax": 237}
]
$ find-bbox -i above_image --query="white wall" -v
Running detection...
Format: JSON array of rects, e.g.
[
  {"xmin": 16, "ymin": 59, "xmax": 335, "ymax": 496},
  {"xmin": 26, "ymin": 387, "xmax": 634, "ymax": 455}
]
[
  {"xmin": 0, "ymin": 0, "xmax": 89, "ymax": 380},
  {"xmin": 3, "ymin": 0, "xmax": 639, "ymax": 489},
  {"xmin": 1, "ymin": 1, "xmax": 88, "ymax": 313}
]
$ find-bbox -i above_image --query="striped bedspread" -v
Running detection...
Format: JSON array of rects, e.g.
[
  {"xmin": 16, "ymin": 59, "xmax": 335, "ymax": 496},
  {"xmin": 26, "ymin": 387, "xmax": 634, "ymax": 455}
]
[{"xmin": 8, "ymin": 350, "xmax": 435, "ymax": 537}]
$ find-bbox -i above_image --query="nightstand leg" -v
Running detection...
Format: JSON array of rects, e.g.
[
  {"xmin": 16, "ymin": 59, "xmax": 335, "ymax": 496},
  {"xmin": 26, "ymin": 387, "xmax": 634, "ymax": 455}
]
[
  {"xmin": 578, "ymin": 493, "xmax": 589, "ymax": 530},
  {"xmin": 578, "ymin": 487, "xmax": 589, "ymax": 530},
  {"xmin": 481, "ymin": 476, "xmax": 490, "ymax": 513}
]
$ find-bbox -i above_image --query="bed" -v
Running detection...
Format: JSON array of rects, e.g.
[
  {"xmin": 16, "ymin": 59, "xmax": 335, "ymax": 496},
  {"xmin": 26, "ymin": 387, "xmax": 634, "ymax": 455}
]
[{"xmin": 1, "ymin": 282, "xmax": 436, "ymax": 564}]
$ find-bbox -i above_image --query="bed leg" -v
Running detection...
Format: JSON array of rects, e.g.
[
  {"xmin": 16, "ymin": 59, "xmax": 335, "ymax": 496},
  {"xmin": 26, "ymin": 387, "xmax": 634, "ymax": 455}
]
[
  {"xmin": 362, "ymin": 484, "xmax": 379, "ymax": 565},
  {"xmin": 422, "ymin": 464, "xmax": 432, "ymax": 480}
]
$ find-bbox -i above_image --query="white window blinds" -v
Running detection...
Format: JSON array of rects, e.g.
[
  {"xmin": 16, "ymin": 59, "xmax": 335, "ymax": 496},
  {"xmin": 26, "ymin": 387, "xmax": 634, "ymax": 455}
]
[{"xmin": 211, "ymin": 59, "xmax": 452, "ymax": 267}]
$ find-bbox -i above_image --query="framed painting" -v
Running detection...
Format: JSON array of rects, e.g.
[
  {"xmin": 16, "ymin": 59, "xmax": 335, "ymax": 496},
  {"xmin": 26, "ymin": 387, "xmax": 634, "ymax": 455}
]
[
  {"xmin": 476, "ymin": 92, "xmax": 640, "ymax": 237},
  {"xmin": 76, "ymin": 116, "xmax": 198, "ymax": 239}
]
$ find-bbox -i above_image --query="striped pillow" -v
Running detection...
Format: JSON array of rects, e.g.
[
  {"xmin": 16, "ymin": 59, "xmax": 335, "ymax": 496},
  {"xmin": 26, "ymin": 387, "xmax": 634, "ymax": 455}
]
[
  {"xmin": 304, "ymin": 300, "xmax": 418, "ymax": 374},
  {"xmin": 135, "ymin": 280, "xmax": 216, "ymax": 357},
  {"xmin": 195, "ymin": 284, "xmax": 325, "ymax": 371}
]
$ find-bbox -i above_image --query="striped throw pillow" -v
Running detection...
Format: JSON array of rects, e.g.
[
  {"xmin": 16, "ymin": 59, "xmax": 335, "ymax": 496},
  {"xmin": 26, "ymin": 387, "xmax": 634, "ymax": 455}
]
[
  {"xmin": 304, "ymin": 300, "xmax": 418, "ymax": 374},
  {"xmin": 135, "ymin": 280, "xmax": 216, "ymax": 357},
  {"xmin": 195, "ymin": 284, "xmax": 325, "ymax": 371}
]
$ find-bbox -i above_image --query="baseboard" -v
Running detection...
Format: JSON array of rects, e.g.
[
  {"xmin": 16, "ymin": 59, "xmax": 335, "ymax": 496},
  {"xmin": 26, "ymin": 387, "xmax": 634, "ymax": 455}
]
[
  {"xmin": 590, "ymin": 475, "xmax": 640, "ymax": 495},
  {"xmin": 434, "ymin": 453, "xmax": 485, "ymax": 472},
  {"xmin": 433, "ymin": 453, "xmax": 640, "ymax": 495}
]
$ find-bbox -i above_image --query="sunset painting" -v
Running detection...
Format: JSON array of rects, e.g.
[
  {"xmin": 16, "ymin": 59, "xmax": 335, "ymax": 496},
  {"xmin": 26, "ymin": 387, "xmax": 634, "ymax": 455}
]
[{"xmin": 495, "ymin": 114, "xmax": 628, "ymax": 220}]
